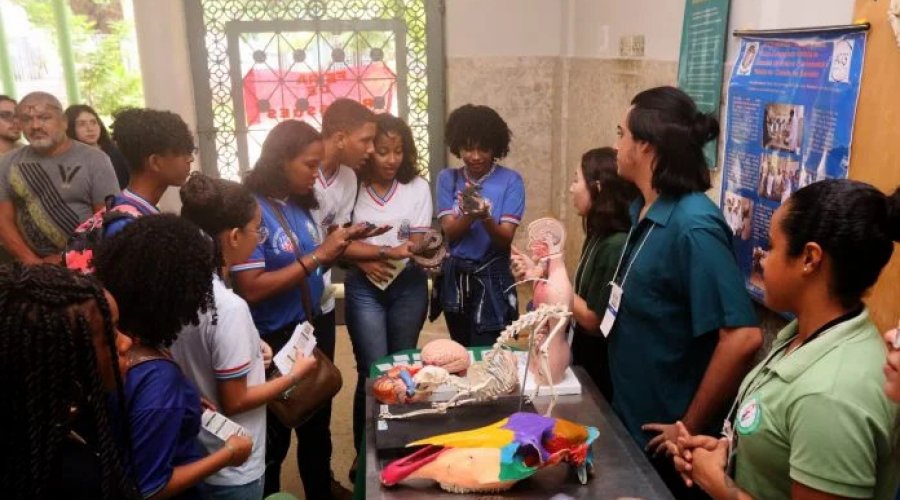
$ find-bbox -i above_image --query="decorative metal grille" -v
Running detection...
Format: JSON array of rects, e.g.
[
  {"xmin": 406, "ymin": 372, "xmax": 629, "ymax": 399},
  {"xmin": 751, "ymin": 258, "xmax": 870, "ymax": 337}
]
[{"xmin": 186, "ymin": 0, "xmax": 443, "ymax": 181}]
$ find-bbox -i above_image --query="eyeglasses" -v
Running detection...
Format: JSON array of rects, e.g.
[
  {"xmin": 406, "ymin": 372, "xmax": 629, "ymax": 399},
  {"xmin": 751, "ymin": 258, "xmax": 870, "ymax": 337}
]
[
  {"xmin": 15, "ymin": 113, "xmax": 56, "ymax": 126},
  {"xmin": 255, "ymin": 225, "xmax": 269, "ymax": 244}
]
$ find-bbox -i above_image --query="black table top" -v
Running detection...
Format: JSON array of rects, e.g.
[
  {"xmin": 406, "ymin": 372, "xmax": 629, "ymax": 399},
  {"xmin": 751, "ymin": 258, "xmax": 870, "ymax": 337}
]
[{"xmin": 364, "ymin": 366, "xmax": 675, "ymax": 499}]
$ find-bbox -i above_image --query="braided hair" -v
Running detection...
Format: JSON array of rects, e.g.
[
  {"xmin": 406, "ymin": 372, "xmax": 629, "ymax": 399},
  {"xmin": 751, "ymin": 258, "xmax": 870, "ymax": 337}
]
[{"xmin": 0, "ymin": 263, "xmax": 139, "ymax": 499}]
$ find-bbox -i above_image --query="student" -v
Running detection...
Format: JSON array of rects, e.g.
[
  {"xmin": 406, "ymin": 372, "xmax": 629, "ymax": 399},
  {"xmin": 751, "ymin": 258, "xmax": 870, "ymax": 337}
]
[
  {"xmin": 65, "ymin": 104, "xmax": 131, "ymax": 188},
  {"xmin": 671, "ymin": 180, "xmax": 900, "ymax": 500},
  {"xmin": 172, "ymin": 173, "xmax": 319, "ymax": 498},
  {"xmin": 0, "ymin": 263, "xmax": 139, "ymax": 500},
  {"xmin": 234, "ymin": 119, "xmax": 366, "ymax": 499},
  {"xmin": 94, "ymin": 215, "xmax": 253, "ymax": 499},
  {"xmin": 435, "ymin": 104, "xmax": 524, "ymax": 347},
  {"xmin": 512, "ymin": 147, "xmax": 636, "ymax": 400},
  {"xmin": 103, "ymin": 107, "xmax": 196, "ymax": 237},
  {"xmin": 343, "ymin": 113, "xmax": 431, "ymax": 457},
  {"xmin": 307, "ymin": 98, "xmax": 376, "ymax": 492},
  {"xmin": 609, "ymin": 86, "xmax": 761, "ymax": 497}
]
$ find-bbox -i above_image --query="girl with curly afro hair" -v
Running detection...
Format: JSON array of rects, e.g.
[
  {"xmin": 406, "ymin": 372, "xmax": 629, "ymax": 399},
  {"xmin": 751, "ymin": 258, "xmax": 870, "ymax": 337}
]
[
  {"xmin": 93, "ymin": 214, "xmax": 253, "ymax": 499},
  {"xmin": 435, "ymin": 104, "xmax": 525, "ymax": 347},
  {"xmin": 0, "ymin": 263, "xmax": 138, "ymax": 500}
]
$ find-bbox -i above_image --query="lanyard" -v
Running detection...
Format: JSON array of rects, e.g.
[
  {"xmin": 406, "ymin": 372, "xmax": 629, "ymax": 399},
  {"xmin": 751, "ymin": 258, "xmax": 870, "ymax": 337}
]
[
  {"xmin": 574, "ymin": 235, "xmax": 602, "ymax": 294},
  {"xmin": 609, "ymin": 224, "xmax": 655, "ymax": 289}
]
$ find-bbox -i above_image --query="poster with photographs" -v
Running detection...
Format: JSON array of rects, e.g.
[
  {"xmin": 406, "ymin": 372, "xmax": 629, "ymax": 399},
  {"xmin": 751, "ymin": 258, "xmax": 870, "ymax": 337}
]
[{"xmin": 720, "ymin": 30, "xmax": 866, "ymax": 302}]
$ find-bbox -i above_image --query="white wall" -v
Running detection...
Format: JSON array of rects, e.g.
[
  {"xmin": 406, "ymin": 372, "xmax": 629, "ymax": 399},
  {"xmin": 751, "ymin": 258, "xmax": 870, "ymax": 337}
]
[
  {"xmin": 569, "ymin": 0, "xmax": 685, "ymax": 60},
  {"xmin": 445, "ymin": 0, "xmax": 564, "ymax": 57},
  {"xmin": 726, "ymin": 0, "xmax": 855, "ymax": 63}
]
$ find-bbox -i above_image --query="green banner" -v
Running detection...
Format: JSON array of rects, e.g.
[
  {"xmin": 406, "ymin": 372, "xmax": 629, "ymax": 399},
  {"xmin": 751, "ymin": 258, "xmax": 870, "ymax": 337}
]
[{"xmin": 677, "ymin": 0, "xmax": 731, "ymax": 168}]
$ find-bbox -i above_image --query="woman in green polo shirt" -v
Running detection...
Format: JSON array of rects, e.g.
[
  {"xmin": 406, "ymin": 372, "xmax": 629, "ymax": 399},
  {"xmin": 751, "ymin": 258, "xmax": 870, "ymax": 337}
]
[
  {"xmin": 511, "ymin": 147, "xmax": 636, "ymax": 400},
  {"xmin": 672, "ymin": 179, "xmax": 900, "ymax": 500}
]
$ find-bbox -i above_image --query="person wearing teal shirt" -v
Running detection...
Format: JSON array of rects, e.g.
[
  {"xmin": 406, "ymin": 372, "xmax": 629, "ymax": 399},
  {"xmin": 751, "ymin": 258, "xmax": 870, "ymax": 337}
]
[
  {"xmin": 610, "ymin": 86, "xmax": 762, "ymax": 497},
  {"xmin": 671, "ymin": 179, "xmax": 900, "ymax": 500}
]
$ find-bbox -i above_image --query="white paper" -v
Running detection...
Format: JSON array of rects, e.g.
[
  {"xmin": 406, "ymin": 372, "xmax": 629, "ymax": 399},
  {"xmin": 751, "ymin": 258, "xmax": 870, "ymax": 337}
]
[
  {"xmin": 201, "ymin": 409, "xmax": 246, "ymax": 441},
  {"xmin": 274, "ymin": 321, "xmax": 316, "ymax": 376}
]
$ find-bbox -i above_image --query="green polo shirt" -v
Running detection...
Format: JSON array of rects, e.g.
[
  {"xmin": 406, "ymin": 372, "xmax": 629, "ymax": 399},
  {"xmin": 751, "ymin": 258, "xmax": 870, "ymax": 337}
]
[
  {"xmin": 733, "ymin": 309, "xmax": 899, "ymax": 499},
  {"xmin": 608, "ymin": 192, "xmax": 758, "ymax": 447}
]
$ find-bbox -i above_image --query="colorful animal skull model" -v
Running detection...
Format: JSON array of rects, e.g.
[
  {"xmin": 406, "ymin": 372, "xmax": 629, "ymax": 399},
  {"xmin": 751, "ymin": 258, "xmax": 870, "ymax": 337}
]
[
  {"xmin": 409, "ymin": 229, "xmax": 447, "ymax": 272},
  {"xmin": 380, "ymin": 412, "xmax": 599, "ymax": 493},
  {"xmin": 459, "ymin": 183, "xmax": 492, "ymax": 217},
  {"xmin": 524, "ymin": 218, "xmax": 573, "ymax": 387}
]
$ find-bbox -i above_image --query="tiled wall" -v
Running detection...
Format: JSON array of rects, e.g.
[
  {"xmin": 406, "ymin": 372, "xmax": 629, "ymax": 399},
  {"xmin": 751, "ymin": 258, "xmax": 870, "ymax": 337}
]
[{"xmin": 446, "ymin": 55, "xmax": 788, "ymax": 342}]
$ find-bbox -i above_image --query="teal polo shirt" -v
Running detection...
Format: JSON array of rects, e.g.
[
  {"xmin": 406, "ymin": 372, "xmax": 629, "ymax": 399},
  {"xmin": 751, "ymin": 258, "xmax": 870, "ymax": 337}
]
[
  {"xmin": 608, "ymin": 192, "xmax": 758, "ymax": 447},
  {"xmin": 734, "ymin": 309, "xmax": 899, "ymax": 499}
]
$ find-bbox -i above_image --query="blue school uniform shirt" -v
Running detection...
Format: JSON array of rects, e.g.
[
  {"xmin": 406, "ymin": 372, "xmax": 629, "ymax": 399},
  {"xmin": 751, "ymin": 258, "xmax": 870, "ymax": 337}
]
[
  {"xmin": 231, "ymin": 196, "xmax": 324, "ymax": 335},
  {"xmin": 436, "ymin": 165, "xmax": 525, "ymax": 262},
  {"xmin": 103, "ymin": 188, "xmax": 160, "ymax": 237},
  {"xmin": 124, "ymin": 359, "xmax": 204, "ymax": 499}
]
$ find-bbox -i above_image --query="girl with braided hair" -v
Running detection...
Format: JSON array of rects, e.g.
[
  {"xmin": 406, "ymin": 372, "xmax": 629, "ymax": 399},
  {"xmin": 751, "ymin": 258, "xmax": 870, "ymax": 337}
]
[
  {"xmin": 93, "ymin": 214, "xmax": 253, "ymax": 499},
  {"xmin": 0, "ymin": 263, "xmax": 139, "ymax": 499}
]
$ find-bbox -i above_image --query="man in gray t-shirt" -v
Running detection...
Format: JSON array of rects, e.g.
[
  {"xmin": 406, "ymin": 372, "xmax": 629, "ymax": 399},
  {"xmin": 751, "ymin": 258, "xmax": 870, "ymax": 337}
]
[{"xmin": 0, "ymin": 92, "xmax": 119, "ymax": 263}]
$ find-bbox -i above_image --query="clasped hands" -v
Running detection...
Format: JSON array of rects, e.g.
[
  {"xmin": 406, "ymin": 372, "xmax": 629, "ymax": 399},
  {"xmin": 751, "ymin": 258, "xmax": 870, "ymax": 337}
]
[{"xmin": 645, "ymin": 421, "xmax": 730, "ymax": 495}]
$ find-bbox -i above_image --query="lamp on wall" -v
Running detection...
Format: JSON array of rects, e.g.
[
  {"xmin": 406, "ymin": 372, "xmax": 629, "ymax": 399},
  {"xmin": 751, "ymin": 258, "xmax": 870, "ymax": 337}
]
[{"xmin": 890, "ymin": 0, "xmax": 900, "ymax": 48}]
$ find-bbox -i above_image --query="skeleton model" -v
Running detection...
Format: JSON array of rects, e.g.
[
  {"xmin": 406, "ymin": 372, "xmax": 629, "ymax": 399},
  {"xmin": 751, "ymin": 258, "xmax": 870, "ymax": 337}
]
[{"xmin": 378, "ymin": 304, "xmax": 572, "ymax": 420}]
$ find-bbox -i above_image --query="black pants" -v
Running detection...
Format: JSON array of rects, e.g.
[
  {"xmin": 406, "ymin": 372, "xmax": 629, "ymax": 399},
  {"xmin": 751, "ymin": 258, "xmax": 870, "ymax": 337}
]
[
  {"xmin": 444, "ymin": 310, "xmax": 502, "ymax": 348},
  {"xmin": 571, "ymin": 330, "xmax": 613, "ymax": 402},
  {"xmin": 263, "ymin": 311, "xmax": 336, "ymax": 499}
]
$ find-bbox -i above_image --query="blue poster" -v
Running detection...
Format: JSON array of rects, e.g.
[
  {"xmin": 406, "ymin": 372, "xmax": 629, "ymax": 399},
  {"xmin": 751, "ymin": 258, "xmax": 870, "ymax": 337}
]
[{"xmin": 719, "ymin": 30, "xmax": 866, "ymax": 302}]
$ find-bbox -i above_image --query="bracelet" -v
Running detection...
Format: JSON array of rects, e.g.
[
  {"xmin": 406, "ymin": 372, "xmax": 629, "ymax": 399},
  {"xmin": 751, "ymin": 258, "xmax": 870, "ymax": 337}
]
[
  {"xmin": 379, "ymin": 245, "xmax": 388, "ymax": 259},
  {"xmin": 223, "ymin": 441, "xmax": 236, "ymax": 460},
  {"xmin": 298, "ymin": 257, "xmax": 311, "ymax": 276},
  {"xmin": 310, "ymin": 252, "xmax": 322, "ymax": 268}
]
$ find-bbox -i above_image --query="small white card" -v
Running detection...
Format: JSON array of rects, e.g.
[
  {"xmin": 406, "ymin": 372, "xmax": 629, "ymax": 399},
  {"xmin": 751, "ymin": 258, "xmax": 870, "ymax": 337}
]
[
  {"xmin": 367, "ymin": 259, "xmax": 406, "ymax": 290},
  {"xmin": 201, "ymin": 409, "xmax": 246, "ymax": 441},
  {"xmin": 274, "ymin": 321, "xmax": 316, "ymax": 376},
  {"xmin": 599, "ymin": 282, "xmax": 623, "ymax": 338}
]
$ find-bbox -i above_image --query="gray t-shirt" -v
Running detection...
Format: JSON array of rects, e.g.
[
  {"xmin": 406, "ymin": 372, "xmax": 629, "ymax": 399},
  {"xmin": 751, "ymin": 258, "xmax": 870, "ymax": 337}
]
[{"xmin": 0, "ymin": 141, "xmax": 119, "ymax": 256}]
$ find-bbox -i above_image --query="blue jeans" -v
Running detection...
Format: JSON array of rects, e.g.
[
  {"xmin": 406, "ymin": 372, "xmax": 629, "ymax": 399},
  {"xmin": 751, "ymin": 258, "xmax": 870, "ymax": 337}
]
[
  {"xmin": 204, "ymin": 476, "xmax": 264, "ymax": 500},
  {"xmin": 345, "ymin": 264, "xmax": 427, "ymax": 451}
]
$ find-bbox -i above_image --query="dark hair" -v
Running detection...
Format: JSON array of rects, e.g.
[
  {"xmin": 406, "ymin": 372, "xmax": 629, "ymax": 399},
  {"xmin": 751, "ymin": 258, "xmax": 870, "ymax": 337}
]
[
  {"xmin": 111, "ymin": 107, "xmax": 194, "ymax": 172},
  {"xmin": 780, "ymin": 179, "xmax": 900, "ymax": 307},
  {"xmin": 243, "ymin": 119, "xmax": 321, "ymax": 210},
  {"xmin": 181, "ymin": 172, "xmax": 258, "ymax": 272},
  {"xmin": 0, "ymin": 263, "xmax": 139, "ymax": 499},
  {"xmin": 445, "ymin": 104, "xmax": 512, "ymax": 160},
  {"xmin": 0, "ymin": 94, "xmax": 15, "ymax": 106},
  {"xmin": 361, "ymin": 113, "xmax": 421, "ymax": 184},
  {"xmin": 65, "ymin": 104, "xmax": 112, "ymax": 148},
  {"xmin": 321, "ymin": 98, "xmax": 376, "ymax": 138},
  {"xmin": 93, "ymin": 214, "xmax": 215, "ymax": 347},
  {"xmin": 628, "ymin": 86, "xmax": 717, "ymax": 196},
  {"xmin": 580, "ymin": 148, "xmax": 638, "ymax": 239}
]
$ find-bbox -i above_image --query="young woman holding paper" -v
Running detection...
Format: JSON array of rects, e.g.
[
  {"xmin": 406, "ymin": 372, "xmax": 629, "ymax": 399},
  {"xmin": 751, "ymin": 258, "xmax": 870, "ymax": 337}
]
[
  {"xmin": 170, "ymin": 173, "xmax": 318, "ymax": 499},
  {"xmin": 342, "ymin": 113, "xmax": 432, "ymax": 457}
]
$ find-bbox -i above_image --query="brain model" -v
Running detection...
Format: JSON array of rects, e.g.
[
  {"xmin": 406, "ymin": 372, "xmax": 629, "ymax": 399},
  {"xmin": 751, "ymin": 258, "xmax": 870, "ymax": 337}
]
[{"xmin": 421, "ymin": 339, "xmax": 470, "ymax": 374}]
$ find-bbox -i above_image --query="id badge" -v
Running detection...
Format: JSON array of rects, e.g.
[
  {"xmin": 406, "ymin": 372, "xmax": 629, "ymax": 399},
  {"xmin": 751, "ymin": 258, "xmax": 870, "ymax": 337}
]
[{"xmin": 599, "ymin": 282, "xmax": 623, "ymax": 338}]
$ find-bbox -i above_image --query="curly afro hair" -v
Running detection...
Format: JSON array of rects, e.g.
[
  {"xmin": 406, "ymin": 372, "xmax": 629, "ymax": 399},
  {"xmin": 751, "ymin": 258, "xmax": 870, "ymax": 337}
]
[
  {"xmin": 111, "ymin": 107, "xmax": 194, "ymax": 172},
  {"xmin": 444, "ymin": 104, "xmax": 512, "ymax": 161},
  {"xmin": 93, "ymin": 214, "xmax": 215, "ymax": 347}
]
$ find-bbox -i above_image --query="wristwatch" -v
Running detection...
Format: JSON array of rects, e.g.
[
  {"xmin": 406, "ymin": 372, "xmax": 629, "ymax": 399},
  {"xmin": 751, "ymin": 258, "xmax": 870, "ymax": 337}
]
[{"xmin": 379, "ymin": 245, "xmax": 389, "ymax": 259}]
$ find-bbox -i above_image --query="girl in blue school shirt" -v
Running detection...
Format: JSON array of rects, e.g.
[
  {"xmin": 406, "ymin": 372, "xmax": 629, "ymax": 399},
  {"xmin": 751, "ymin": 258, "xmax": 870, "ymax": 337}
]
[
  {"xmin": 232, "ymin": 120, "xmax": 366, "ymax": 499},
  {"xmin": 434, "ymin": 104, "xmax": 525, "ymax": 347}
]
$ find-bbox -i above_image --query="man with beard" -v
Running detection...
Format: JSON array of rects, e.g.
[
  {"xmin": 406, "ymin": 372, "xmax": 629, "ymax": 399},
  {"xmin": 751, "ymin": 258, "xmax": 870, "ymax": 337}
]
[
  {"xmin": 0, "ymin": 95, "xmax": 21, "ymax": 155},
  {"xmin": 0, "ymin": 92, "xmax": 119, "ymax": 264}
]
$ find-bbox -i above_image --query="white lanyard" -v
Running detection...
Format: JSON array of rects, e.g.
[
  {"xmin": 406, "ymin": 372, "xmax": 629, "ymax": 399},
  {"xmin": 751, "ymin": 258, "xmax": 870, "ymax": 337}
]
[
  {"xmin": 609, "ymin": 224, "xmax": 655, "ymax": 290},
  {"xmin": 599, "ymin": 223, "xmax": 654, "ymax": 337}
]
